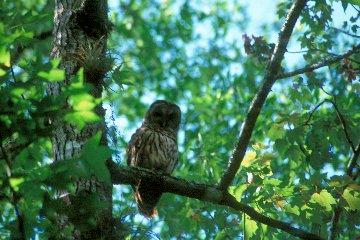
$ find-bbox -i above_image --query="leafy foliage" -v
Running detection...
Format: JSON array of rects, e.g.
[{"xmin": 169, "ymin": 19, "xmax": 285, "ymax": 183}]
[{"xmin": 1, "ymin": 0, "xmax": 360, "ymax": 239}]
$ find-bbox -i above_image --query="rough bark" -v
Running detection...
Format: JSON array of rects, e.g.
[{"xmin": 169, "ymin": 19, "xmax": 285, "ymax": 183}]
[{"xmin": 49, "ymin": 0, "xmax": 113, "ymax": 238}]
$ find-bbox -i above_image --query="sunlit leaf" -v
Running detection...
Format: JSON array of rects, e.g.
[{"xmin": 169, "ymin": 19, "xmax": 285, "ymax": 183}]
[
  {"xmin": 311, "ymin": 190, "xmax": 336, "ymax": 211},
  {"xmin": 245, "ymin": 216, "xmax": 258, "ymax": 238},
  {"xmin": 82, "ymin": 132, "xmax": 112, "ymax": 183},
  {"xmin": 64, "ymin": 111, "xmax": 101, "ymax": 129},
  {"xmin": 0, "ymin": 46, "xmax": 10, "ymax": 67},
  {"xmin": 343, "ymin": 189, "xmax": 360, "ymax": 211},
  {"xmin": 9, "ymin": 178, "xmax": 25, "ymax": 192},
  {"xmin": 242, "ymin": 151, "xmax": 257, "ymax": 167}
]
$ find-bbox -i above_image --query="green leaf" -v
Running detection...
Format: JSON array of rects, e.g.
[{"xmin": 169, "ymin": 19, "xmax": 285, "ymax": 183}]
[
  {"xmin": 64, "ymin": 111, "xmax": 100, "ymax": 129},
  {"xmin": 37, "ymin": 59, "xmax": 65, "ymax": 81},
  {"xmin": 214, "ymin": 230, "xmax": 227, "ymax": 240},
  {"xmin": 70, "ymin": 93, "xmax": 97, "ymax": 111},
  {"xmin": 245, "ymin": 216, "xmax": 258, "ymax": 238},
  {"xmin": 348, "ymin": 0, "xmax": 360, "ymax": 7},
  {"xmin": 327, "ymin": 175, "xmax": 352, "ymax": 188},
  {"xmin": 82, "ymin": 132, "xmax": 112, "ymax": 183},
  {"xmin": 0, "ymin": 45, "xmax": 10, "ymax": 68},
  {"xmin": 242, "ymin": 150, "xmax": 257, "ymax": 167},
  {"xmin": 311, "ymin": 190, "xmax": 336, "ymax": 211},
  {"xmin": 268, "ymin": 124, "xmax": 285, "ymax": 141},
  {"xmin": 274, "ymin": 139, "xmax": 288, "ymax": 157},
  {"xmin": 286, "ymin": 145, "xmax": 303, "ymax": 162},
  {"xmin": 284, "ymin": 204, "xmax": 300, "ymax": 216},
  {"xmin": 230, "ymin": 184, "xmax": 247, "ymax": 202},
  {"xmin": 343, "ymin": 189, "xmax": 360, "ymax": 211},
  {"xmin": 47, "ymin": 69, "xmax": 65, "ymax": 81},
  {"xmin": 264, "ymin": 178, "xmax": 282, "ymax": 186},
  {"xmin": 9, "ymin": 178, "xmax": 25, "ymax": 192},
  {"xmin": 252, "ymin": 142, "xmax": 268, "ymax": 150}
]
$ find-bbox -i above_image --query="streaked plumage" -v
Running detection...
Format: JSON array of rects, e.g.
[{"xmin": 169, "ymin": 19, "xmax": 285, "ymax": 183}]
[{"xmin": 127, "ymin": 100, "xmax": 181, "ymax": 218}]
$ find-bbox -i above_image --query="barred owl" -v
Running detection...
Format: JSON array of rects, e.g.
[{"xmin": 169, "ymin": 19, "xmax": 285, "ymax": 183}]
[{"xmin": 127, "ymin": 100, "xmax": 181, "ymax": 218}]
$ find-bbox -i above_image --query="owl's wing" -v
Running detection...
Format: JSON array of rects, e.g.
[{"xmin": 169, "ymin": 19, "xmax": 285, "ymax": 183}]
[
  {"xmin": 169, "ymin": 157, "xmax": 179, "ymax": 174},
  {"xmin": 126, "ymin": 127, "xmax": 150, "ymax": 167}
]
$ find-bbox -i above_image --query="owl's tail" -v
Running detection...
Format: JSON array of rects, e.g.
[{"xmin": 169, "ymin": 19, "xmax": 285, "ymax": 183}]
[{"xmin": 134, "ymin": 179, "xmax": 162, "ymax": 219}]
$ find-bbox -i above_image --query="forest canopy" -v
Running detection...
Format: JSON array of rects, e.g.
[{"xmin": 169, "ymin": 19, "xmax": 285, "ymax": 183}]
[{"xmin": 0, "ymin": 0, "xmax": 359, "ymax": 239}]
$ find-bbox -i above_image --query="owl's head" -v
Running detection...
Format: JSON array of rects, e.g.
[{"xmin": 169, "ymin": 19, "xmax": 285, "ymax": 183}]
[{"xmin": 144, "ymin": 100, "xmax": 181, "ymax": 133}]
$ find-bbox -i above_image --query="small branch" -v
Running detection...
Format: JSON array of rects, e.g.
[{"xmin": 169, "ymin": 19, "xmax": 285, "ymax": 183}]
[
  {"xmin": 329, "ymin": 26, "xmax": 360, "ymax": 39},
  {"xmin": 287, "ymin": 48, "xmax": 360, "ymax": 64},
  {"xmin": 219, "ymin": 0, "xmax": 309, "ymax": 190},
  {"xmin": 304, "ymin": 100, "xmax": 327, "ymax": 125},
  {"xmin": 304, "ymin": 99, "xmax": 356, "ymax": 155},
  {"xmin": 351, "ymin": 3, "xmax": 360, "ymax": 13},
  {"xmin": 109, "ymin": 163, "xmax": 323, "ymax": 240},
  {"xmin": 276, "ymin": 45, "xmax": 360, "ymax": 79},
  {"xmin": 324, "ymin": 100, "xmax": 355, "ymax": 153},
  {"xmin": 347, "ymin": 143, "xmax": 360, "ymax": 179}
]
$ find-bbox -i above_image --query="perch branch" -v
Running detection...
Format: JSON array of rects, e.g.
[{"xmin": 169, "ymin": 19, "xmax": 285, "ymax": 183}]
[
  {"xmin": 276, "ymin": 45, "xmax": 360, "ymax": 80},
  {"xmin": 108, "ymin": 163, "xmax": 324, "ymax": 240},
  {"xmin": 219, "ymin": 0, "xmax": 309, "ymax": 190}
]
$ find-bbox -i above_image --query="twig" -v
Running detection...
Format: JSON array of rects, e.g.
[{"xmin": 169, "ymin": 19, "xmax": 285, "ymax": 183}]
[
  {"xmin": 324, "ymin": 99, "xmax": 355, "ymax": 153},
  {"xmin": 109, "ymin": 163, "xmax": 324, "ymax": 240},
  {"xmin": 351, "ymin": 3, "xmax": 360, "ymax": 13},
  {"xmin": 346, "ymin": 143, "xmax": 360, "ymax": 179},
  {"xmin": 329, "ymin": 26, "xmax": 360, "ymax": 39},
  {"xmin": 218, "ymin": 0, "xmax": 309, "ymax": 190},
  {"xmin": 304, "ymin": 99, "xmax": 356, "ymax": 153},
  {"xmin": 304, "ymin": 100, "xmax": 327, "ymax": 125},
  {"xmin": 276, "ymin": 45, "xmax": 360, "ymax": 79}
]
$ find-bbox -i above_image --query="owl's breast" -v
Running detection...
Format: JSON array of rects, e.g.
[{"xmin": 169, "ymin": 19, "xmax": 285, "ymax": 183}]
[{"xmin": 141, "ymin": 129, "xmax": 178, "ymax": 174}]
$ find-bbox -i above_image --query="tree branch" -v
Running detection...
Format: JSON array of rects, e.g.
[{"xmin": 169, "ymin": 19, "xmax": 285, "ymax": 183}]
[
  {"xmin": 325, "ymin": 99, "xmax": 356, "ymax": 153},
  {"xmin": 276, "ymin": 45, "xmax": 360, "ymax": 80},
  {"xmin": 219, "ymin": 0, "xmax": 309, "ymax": 190},
  {"xmin": 304, "ymin": 100, "xmax": 327, "ymax": 125},
  {"xmin": 347, "ymin": 143, "xmax": 360, "ymax": 178},
  {"xmin": 109, "ymin": 163, "xmax": 324, "ymax": 240},
  {"xmin": 303, "ymin": 99, "xmax": 356, "ymax": 153},
  {"xmin": 329, "ymin": 26, "xmax": 360, "ymax": 39}
]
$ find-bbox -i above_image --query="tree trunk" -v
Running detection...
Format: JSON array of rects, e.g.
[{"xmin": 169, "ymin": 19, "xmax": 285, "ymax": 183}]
[{"xmin": 49, "ymin": 0, "xmax": 113, "ymax": 238}]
